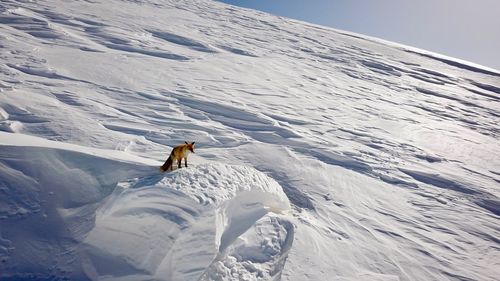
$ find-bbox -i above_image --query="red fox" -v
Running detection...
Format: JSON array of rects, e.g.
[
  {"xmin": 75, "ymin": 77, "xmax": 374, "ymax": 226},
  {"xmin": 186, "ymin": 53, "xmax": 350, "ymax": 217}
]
[{"xmin": 160, "ymin": 142, "xmax": 195, "ymax": 172}]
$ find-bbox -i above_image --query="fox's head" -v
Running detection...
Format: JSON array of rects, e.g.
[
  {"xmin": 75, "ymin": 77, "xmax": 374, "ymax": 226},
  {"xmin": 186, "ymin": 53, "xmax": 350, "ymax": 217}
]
[{"xmin": 185, "ymin": 141, "xmax": 195, "ymax": 153}]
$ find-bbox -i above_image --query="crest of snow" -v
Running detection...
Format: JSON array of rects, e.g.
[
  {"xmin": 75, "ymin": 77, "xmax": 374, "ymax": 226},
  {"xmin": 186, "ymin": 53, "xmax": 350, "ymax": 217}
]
[{"xmin": 0, "ymin": 132, "xmax": 292, "ymax": 280}]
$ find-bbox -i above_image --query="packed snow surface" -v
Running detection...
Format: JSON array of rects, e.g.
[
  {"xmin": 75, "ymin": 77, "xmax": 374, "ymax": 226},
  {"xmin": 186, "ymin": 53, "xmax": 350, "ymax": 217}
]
[{"xmin": 0, "ymin": 0, "xmax": 499, "ymax": 280}]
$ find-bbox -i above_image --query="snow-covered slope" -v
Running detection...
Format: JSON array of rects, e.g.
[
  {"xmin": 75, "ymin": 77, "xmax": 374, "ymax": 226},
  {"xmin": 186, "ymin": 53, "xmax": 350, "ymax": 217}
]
[{"xmin": 0, "ymin": 0, "xmax": 499, "ymax": 280}]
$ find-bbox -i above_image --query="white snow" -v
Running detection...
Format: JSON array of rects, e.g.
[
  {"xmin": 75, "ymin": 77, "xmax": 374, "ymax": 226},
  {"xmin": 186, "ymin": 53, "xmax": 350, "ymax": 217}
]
[
  {"xmin": 1, "ymin": 0, "xmax": 499, "ymax": 280},
  {"xmin": 0, "ymin": 133, "xmax": 291, "ymax": 280}
]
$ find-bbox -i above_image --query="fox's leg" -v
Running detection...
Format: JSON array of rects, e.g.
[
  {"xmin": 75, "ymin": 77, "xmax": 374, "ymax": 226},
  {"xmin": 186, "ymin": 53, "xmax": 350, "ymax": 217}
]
[
  {"xmin": 184, "ymin": 157, "xmax": 188, "ymax": 167},
  {"xmin": 177, "ymin": 159, "xmax": 182, "ymax": 169}
]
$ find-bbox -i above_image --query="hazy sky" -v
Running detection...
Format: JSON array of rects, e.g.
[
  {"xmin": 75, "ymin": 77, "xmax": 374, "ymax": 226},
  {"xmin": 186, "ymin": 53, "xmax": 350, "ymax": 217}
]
[{"xmin": 218, "ymin": 0, "xmax": 500, "ymax": 71}]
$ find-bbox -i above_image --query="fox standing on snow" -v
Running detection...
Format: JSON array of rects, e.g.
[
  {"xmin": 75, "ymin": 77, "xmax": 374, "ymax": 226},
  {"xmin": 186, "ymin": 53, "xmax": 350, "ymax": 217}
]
[{"xmin": 160, "ymin": 141, "xmax": 195, "ymax": 172}]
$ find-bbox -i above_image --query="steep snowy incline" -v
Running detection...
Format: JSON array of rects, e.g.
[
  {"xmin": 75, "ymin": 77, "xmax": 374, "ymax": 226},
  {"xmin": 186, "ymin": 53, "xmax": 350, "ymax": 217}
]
[{"xmin": 1, "ymin": 0, "xmax": 499, "ymax": 280}]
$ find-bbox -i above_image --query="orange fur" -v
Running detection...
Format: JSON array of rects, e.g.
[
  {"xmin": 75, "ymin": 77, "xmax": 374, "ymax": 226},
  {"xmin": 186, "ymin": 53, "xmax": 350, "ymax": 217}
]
[{"xmin": 160, "ymin": 142, "xmax": 195, "ymax": 172}]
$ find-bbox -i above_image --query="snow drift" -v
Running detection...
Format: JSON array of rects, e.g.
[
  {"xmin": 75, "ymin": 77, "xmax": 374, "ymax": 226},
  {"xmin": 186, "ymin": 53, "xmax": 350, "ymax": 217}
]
[{"xmin": 0, "ymin": 133, "xmax": 292, "ymax": 280}]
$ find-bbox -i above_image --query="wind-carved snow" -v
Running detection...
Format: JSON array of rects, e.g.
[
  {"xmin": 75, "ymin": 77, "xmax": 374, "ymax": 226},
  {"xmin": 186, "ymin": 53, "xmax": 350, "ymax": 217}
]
[
  {"xmin": 1, "ymin": 0, "xmax": 500, "ymax": 280},
  {"xmin": 86, "ymin": 164, "xmax": 291, "ymax": 281},
  {"xmin": 0, "ymin": 133, "xmax": 292, "ymax": 280}
]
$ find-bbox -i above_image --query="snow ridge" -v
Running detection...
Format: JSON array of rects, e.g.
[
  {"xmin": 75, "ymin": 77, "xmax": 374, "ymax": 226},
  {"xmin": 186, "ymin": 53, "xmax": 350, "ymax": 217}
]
[{"xmin": 0, "ymin": 133, "xmax": 292, "ymax": 280}]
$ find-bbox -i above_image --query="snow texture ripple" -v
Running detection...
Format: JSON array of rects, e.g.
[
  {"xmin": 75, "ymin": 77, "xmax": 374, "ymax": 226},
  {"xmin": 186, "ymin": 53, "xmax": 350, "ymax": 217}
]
[{"xmin": 0, "ymin": 0, "xmax": 499, "ymax": 280}]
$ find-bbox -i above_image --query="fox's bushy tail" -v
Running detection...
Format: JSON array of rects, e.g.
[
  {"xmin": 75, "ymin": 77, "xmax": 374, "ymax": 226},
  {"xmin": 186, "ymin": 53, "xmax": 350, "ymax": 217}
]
[{"xmin": 160, "ymin": 156, "xmax": 173, "ymax": 172}]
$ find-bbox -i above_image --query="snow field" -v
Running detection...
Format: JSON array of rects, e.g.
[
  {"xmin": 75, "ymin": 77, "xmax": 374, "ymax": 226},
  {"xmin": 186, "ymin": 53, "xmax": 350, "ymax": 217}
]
[{"xmin": 0, "ymin": 0, "xmax": 499, "ymax": 280}]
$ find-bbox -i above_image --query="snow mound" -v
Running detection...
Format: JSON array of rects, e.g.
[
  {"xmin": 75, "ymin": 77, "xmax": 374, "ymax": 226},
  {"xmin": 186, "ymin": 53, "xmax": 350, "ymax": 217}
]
[
  {"xmin": 130, "ymin": 163, "xmax": 291, "ymax": 208},
  {"xmin": 106, "ymin": 163, "xmax": 292, "ymax": 281},
  {"xmin": 0, "ymin": 134, "xmax": 292, "ymax": 281}
]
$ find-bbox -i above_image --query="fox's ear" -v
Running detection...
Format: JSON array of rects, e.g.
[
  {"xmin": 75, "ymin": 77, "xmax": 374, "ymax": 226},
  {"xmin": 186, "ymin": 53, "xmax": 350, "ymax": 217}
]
[
  {"xmin": 192, "ymin": 142, "xmax": 195, "ymax": 145},
  {"xmin": 185, "ymin": 141, "xmax": 188, "ymax": 144}
]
